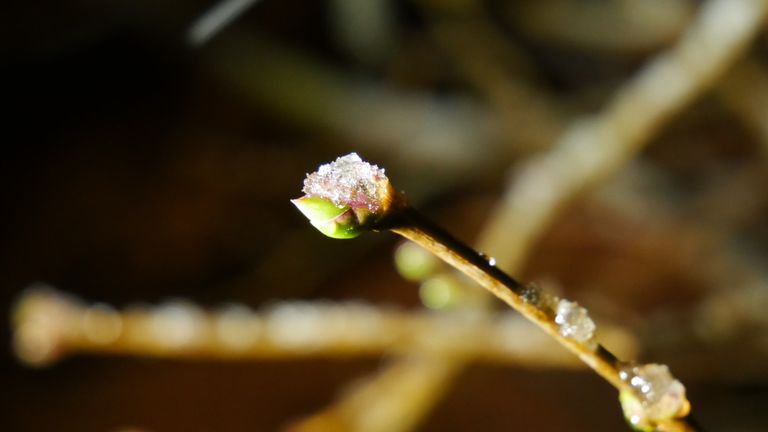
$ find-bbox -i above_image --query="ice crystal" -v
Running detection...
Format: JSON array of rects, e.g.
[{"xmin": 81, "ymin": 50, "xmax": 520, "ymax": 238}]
[
  {"xmin": 302, "ymin": 153, "xmax": 389, "ymax": 211},
  {"xmin": 554, "ymin": 299, "xmax": 596, "ymax": 342},
  {"xmin": 620, "ymin": 363, "xmax": 687, "ymax": 421}
]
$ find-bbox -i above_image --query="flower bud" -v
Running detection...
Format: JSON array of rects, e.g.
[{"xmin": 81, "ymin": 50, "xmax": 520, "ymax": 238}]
[
  {"xmin": 293, "ymin": 153, "xmax": 394, "ymax": 239},
  {"xmin": 291, "ymin": 196, "xmax": 364, "ymax": 239}
]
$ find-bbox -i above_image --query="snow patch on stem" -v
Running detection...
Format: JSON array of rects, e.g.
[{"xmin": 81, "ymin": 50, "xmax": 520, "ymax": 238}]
[
  {"xmin": 555, "ymin": 299, "xmax": 596, "ymax": 343},
  {"xmin": 619, "ymin": 363, "xmax": 688, "ymax": 426}
]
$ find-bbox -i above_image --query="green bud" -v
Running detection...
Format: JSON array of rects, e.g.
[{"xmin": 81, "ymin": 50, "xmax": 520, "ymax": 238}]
[
  {"xmin": 294, "ymin": 153, "xmax": 396, "ymax": 239},
  {"xmin": 291, "ymin": 196, "xmax": 348, "ymax": 222},
  {"xmin": 292, "ymin": 196, "xmax": 364, "ymax": 239},
  {"xmin": 309, "ymin": 213, "xmax": 364, "ymax": 239}
]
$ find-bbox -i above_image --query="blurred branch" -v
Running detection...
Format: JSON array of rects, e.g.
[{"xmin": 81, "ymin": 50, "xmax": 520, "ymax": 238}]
[
  {"xmin": 589, "ymin": 163, "xmax": 768, "ymax": 379},
  {"xmin": 12, "ymin": 287, "xmax": 636, "ymax": 368},
  {"xmin": 420, "ymin": 0, "xmax": 565, "ymax": 153},
  {"xmin": 188, "ymin": 0, "xmax": 262, "ymax": 46},
  {"xmin": 716, "ymin": 57, "xmax": 768, "ymax": 155},
  {"xmin": 647, "ymin": 247, "xmax": 768, "ymax": 381},
  {"xmin": 505, "ymin": 0, "xmax": 694, "ymax": 53},
  {"xmin": 287, "ymin": 356, "xmax": 460, "ymax": 432},
  {"xmin": 330, "ymin": 0, "xmax": 397, "ymax": 64},
  {"xmin": 479, "ymin": 0, "xmax": 768, "ymax": 272}
]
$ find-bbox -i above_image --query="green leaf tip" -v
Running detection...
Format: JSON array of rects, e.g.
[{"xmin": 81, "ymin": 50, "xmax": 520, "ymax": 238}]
[
  {"xmin": 292, "ymin": 196, "xmax": 364, "ymax": 239},
  {"xmin": 309, "ymin": 218, "xmax": 363, "ymax": 239},
  {"xmin": 291, "ymin": 196, "xmax": 348, "ymax": 222}
]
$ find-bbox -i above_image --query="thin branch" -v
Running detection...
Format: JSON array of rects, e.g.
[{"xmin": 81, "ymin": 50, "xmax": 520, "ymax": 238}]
[
  {"xmin": 388, "ymin": 205, "xmax": 699, "ymax": 432},
  {"xmin": 293, "ymin": 154, "xmax": 699, "ymax": 430},
  {"xmin": 389, "ymin": 206, "xmax": 627, "ymax": 391}
]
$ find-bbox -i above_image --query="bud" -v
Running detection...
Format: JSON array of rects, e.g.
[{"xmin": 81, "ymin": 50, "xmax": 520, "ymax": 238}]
[
  {"xmin": 291, "ymin": 196, "xmax": 364, "ymax": 239},
  {"xmin": 292, "ymin": 153, "xmax": 394, "ymax": 239}
]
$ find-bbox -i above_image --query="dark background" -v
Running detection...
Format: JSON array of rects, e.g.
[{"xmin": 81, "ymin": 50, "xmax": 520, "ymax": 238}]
[{"xmin": 2, "ymin": 1, "xmax": 768, "ymax": 431}]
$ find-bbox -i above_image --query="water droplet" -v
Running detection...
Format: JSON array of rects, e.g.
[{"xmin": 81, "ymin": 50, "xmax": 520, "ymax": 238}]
[
  {"xmin": 620, "ymin": 363, "xmax": 687, "ymax": 421},
  {"xmin": 476, "ymin": 252, "xmax": 497, "ymax": 267},
  {"xmin": 554, "ymin": 299, "xmax": 596, "ymax": 342}
]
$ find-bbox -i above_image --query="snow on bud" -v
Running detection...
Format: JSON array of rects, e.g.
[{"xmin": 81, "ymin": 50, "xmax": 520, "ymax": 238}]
[{"xmin": 292, "ymin": 153, "xmax": 394, "ymax": 239}]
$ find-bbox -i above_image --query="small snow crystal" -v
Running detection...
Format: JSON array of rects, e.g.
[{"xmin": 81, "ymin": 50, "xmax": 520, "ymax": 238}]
[
  {"xmin": 303, "ymin": 153, "xmax": 389, "ymax": 211},
  {"xmin": 620, "ymin": 363, "xmax": 687, "ymax": 421},
  {"xmin": 555, "ymin": 299, "xmax": 596, "ymax": 342}
]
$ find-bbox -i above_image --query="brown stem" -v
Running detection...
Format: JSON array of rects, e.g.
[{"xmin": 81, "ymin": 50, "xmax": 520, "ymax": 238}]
[{"xmin": 384, "ymin": 202, "xmax": 700, "ymax": 432}]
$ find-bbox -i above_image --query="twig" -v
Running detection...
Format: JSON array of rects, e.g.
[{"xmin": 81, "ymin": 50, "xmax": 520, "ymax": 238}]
[
  {"xmin": 293, "ymin": 154, "xmax": 698, "ymax": 431},
  {"xmin": 388, "ymin": 205, "xmax": 627, "ymax": 390},
  {"xmin": 389, "ymin": 206, "xmax": 698, "ymax": 432}
]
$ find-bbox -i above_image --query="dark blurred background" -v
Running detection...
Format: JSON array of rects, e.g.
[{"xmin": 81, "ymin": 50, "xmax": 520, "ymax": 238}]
[{"xmin": 2, "ymin": 1, "xmax": 768, "ymax": 431}]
